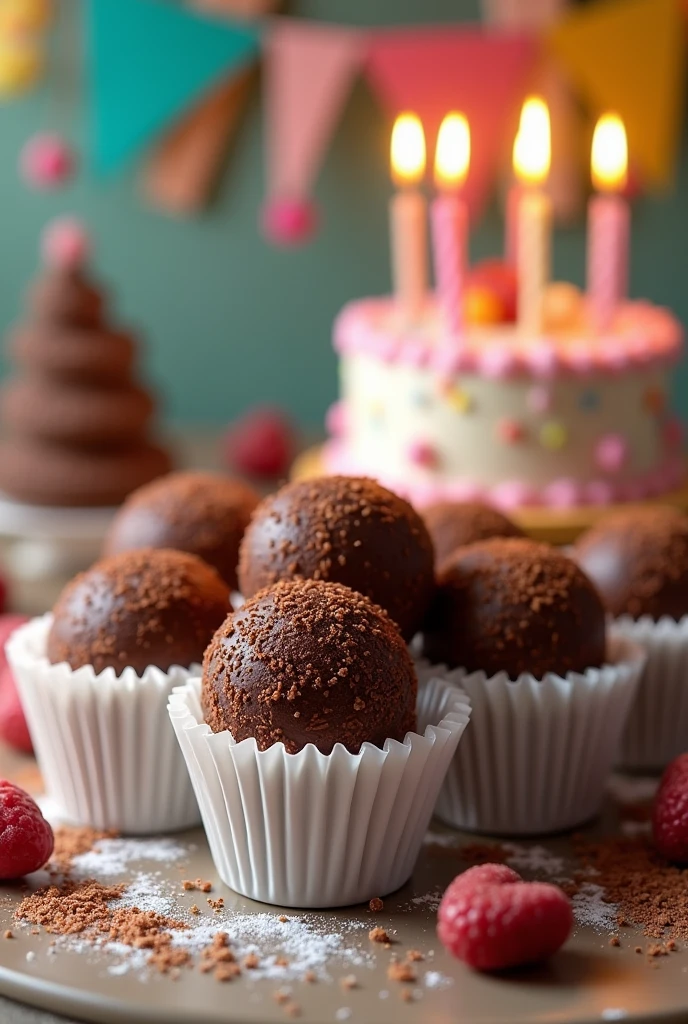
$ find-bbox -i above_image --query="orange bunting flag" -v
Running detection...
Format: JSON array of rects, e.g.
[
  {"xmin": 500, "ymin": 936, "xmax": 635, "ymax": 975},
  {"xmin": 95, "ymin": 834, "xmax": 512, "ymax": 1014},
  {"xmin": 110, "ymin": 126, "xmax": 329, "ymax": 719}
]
[{"xmin": 547, "ymin": 0, "xmax": 686, "ymax": 189}]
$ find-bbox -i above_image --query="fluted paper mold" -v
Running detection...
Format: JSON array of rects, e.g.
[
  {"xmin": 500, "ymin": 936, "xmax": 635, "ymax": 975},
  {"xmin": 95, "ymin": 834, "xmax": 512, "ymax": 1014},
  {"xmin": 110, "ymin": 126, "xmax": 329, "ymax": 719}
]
[
  {"xmin": 7, "ymin": 615, "xmax": 200, "ymax": 834},
  {"xmin": 168, "ymin": 672, "xmax": 471, "ymax": 908},
  {"xmin": 432, "ymin": 634, "xmax": 645, "ymax": 836},
  {"xmin": 614, "ymin": 615, "xmax": 688, "ymax": 770}
]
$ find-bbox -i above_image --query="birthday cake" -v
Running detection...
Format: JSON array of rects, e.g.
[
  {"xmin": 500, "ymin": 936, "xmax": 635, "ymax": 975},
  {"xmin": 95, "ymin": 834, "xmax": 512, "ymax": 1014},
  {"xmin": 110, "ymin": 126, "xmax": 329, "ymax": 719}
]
[
  {"xmin": 322, "ymin": 294, "xmax": 684, "ymax": 510},
  {"xmin": 322, "ymin": 107, "xmax": 684, "ymax": 511}
]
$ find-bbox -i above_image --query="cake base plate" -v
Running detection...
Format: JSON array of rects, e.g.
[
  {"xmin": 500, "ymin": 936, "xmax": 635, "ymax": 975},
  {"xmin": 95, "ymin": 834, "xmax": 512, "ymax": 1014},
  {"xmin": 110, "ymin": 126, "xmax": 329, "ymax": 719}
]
[
  {"xmin": 292, "ymin": 446, "xmax": 688, "ymax": 545},
  {"xmin": 0, "ymin": 776, "xmax": 686, "ymax": 1024}
]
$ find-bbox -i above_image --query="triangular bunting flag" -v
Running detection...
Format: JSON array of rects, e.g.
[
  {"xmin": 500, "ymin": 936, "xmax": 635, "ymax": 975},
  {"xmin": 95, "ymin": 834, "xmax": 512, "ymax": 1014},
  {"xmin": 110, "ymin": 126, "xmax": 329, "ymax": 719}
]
[
  {"xmin": 263, "ymin": 19, "xmax": 365, "ymax": 201},
  {"xmin": 366, "ymin": 28, "xmax": 536, "ymax": 220},
  {"xmin": 89, "ymin": 0, "xmax": 260, "ymax": 173},
  {"xmin": 547, "ymin": 0, "xmax": 686, "ymax": 187}
]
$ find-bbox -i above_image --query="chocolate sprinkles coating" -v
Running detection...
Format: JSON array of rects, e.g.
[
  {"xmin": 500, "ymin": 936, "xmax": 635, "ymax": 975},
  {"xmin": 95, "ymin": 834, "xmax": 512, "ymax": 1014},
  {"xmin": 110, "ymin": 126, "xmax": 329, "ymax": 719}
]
[
  {"xmin": 422, "ymin": 500, "xmax": 524, "ymax": 567},
  {"xmin": 47, "ymin": 548, "xmax": 231, "ymax": 674},
  {"xmin": 574, "ymin": 506, "xmax": 688, "ymax": 621},
  {"xmin": 422, "ymin": 537, "xmax": 606, "ymax": 678},
  {"xmin": 104, "ymin": 471, "xmax": 259, "ymax": 590},
  {"xmin": 237, "ymin": 476, "xmax": 435, "ymax": 641},
  {"xmin": 202, "ymin": 578, "xmax": 418, "ymax": 754}
]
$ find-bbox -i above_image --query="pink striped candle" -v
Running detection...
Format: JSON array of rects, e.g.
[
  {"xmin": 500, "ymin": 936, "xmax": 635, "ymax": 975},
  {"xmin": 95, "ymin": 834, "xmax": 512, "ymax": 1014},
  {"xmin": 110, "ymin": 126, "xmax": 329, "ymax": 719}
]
[
  {"xmin": 432, "ymin": 113, "xmax": 471, "ymax": 339},
  {"xmin": 390, "ymin": 114, "xmax": 428, "ymax": 325},
  {"xmin": 587, "ymin": 194, "xmax": 629, "ymax": 332},
  {"xmin": 504, "ymin": 183, "xmax": 523, "ymax": 268},
  {"xmin": 587, "ymin": 114, "xmax": 629, "ymax": 333},
  {"xmin": 431, "ymin": 194, "xmax": 468, "ymax": 337}
]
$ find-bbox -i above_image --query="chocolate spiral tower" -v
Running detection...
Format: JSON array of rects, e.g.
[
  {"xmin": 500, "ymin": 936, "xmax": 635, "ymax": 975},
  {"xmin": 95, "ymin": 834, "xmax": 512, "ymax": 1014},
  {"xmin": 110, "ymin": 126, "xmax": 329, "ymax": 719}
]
[{"xmin": 0, "ymin": 220, "xmax": 172, "ymax": 506}]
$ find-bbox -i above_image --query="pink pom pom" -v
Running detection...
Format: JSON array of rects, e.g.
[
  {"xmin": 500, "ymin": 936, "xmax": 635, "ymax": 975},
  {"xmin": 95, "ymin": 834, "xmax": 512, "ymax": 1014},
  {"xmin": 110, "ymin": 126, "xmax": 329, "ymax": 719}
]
[
  {"xmin": 261, "ymin": 198, "xmax": 318, "ymax": 247},
  {"xmin": 223, "ymin": 405, "xmax": 296, "ymax": 479},
  {"xmin": 325, "ymin": 401, "xmax": 348, "ymax": 439},
  {"xmin": 407, "ymin": 439, "xmax": 439, "ymax": 469},
  {"xmin": 20, "ymin": 133, "xmax": 74, "ymax": 190},
  {"xmin": 42, "ymin": 217, "xmax": 89, "ymax": 270}
]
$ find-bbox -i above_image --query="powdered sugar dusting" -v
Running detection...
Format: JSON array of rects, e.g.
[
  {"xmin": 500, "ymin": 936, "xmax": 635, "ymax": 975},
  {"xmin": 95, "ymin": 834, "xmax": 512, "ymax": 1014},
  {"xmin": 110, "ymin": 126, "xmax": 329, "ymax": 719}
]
[
  {"xmin": 71, "ymin": 837, "xmax": 188, "ymax": 877},
  {"xmin": 502, "ymin": 843, "xmax": 567, "ymax": 879},
  {"xmin": 571, "ymin": 883, "xmax": 619, "ymax": 934}
]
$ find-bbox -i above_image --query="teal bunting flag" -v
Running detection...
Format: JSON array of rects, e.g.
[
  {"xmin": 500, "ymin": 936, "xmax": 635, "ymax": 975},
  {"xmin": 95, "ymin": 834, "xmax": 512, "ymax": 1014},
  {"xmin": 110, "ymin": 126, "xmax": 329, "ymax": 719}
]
[{"xmin": 89, "ymin": 0, "xmax": 261, "ymax": 173}]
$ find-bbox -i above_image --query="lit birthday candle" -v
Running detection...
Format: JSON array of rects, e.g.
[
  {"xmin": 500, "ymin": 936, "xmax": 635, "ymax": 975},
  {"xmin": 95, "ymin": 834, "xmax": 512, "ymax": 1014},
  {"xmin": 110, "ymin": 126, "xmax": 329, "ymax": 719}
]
[
  {"xmin": 587, "ymin": 113, "xmax": 629, "ymax": 333},
  {"xmin": 513, "ymin": 97, "xmax": 552, "ymax": 335},
  {"xmin": 390, "ymin": 113, "xmax": 428, "ymax": 325},
  {"xmin": 431, "ymin": 112, "xmax": 470, "ymax": 338}
]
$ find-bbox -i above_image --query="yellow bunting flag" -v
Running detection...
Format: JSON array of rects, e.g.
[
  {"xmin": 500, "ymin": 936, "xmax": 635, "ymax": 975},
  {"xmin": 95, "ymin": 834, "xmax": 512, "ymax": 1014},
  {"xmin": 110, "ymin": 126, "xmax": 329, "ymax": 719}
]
[{"xmin": 547, "ymin": 0, "xmax": 686, "ymax": 188}]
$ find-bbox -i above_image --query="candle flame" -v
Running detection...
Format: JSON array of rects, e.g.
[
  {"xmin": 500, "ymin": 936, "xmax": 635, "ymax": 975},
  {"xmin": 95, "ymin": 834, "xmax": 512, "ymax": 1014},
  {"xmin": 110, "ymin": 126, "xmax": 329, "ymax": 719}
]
[
  {"xmin": 434, "ymin": 112, "xmax": 470, "ymax": 190},
  {"xmin": 591, "ymin": 113, "xmax": 628, "ymax": 192},
  {"xmin": 391, "ymin": 113, "xmax": 426, "ymax": 186},
  {"xmin": 513, "ymin": 96, "xmax": 551, "ymax": 187}
]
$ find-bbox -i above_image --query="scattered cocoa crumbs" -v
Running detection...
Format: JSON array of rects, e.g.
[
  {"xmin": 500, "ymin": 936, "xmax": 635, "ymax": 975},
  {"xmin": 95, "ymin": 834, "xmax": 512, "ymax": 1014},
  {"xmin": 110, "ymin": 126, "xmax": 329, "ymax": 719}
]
[
  {"xmin": 340, "ymin": 974, "xmax": 358, "ymax": 990},
  {"xmin": 401, "ymin": 989, "xmax": 417, "ymax": 1003},
  {"xmin": 609, "ymin": 936, "xmax": 620, "ymax": 947},
  {"xmin": 198, "ymin": 932, "xmax": 240, "ymax": 982},
  {"xmin": 275, "ymin": 955, "xmax": 289, "ymax": 967},
  {"xmin": 647, "ymin": 944, "xmax": 669, "ymax": 958},
  {"xmin": 667, "ymin": 939, "xmax": 678, "ymax": 951},
  {"xmin": 15, "ymin": 879, "xmax": 125, "ymax": 935},
  {"xmin": 207, "ymin": 898, "xmax": 224, "ymax": 912},
  {"xmin": 369, "ymin": 897, "xmax": 384, "ymax": 913},
  {"xmin": 406, "ymin": 949, "xmax": 424, "ymax": 962},
  {"xmin": 49, "ymin": 827, "xmax": 118, "ymax": 873},
  {"xmin": 278, "ymin": 915, "xmax": 288, "ymax": 923},
  {"xmin": 284, "ymin": 1002, "xmax": 301, "ymax": 1018},
  {"xmin": 30, "ymin": 928, "xmax": 39, "ymax": 935},
  {"xmin": 459, "ymin": 842, "xmax": 508, "ymax": 865},
  {"xmin": 635, "ymin": 947, "xmax": 643, "ymax": 954},
  {"xmin": 183, "ymin": 879, "xmax": 213, "ymax": 893},
  {"xmin": 303, "ymin": 970, "xmax": 316, "ymax": 983},
  {"xmin": 190, "ymin": 905, "xmax": 200, "ymax": 915},
  {"xmin": 573, "ymin": 835, "xmax": 688, "ymax": 940},
  {"xmin": 244, "ymin": 952, "xmax": 260, "ymax": 969},
  {"xmin": 369, "ymin": 927, "xmax": 390, "ymax": 944},
  {"xmin": 388, "ymin": 962, "xmax": 417, "ymax": 983},
  {"xmin": 273, "ymin": 988, "xmax": 292, "ymax": 1005},
  {"xmin": 3, "ymin": 930, "xmax": 13, "ymax": 939}
]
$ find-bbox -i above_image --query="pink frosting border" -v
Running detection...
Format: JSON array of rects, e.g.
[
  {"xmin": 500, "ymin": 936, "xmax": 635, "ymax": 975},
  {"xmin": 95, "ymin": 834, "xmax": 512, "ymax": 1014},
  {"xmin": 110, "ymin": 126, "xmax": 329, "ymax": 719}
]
[
  {"xmin": 333, "ymin": 297, "xmax": 683, "ymax": 379},
  {"xmin": 322, "ymin": 440, "xmax": 686, "ymax": 511}
]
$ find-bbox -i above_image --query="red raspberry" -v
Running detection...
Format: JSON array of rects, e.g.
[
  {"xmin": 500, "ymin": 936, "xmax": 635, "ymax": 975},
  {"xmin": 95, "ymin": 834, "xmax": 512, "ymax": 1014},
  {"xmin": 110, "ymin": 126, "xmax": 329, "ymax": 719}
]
[
  {"xmin": 0, "ymin": 780, "xmax": 54, "ymax": 878},
  {"xmin": 437, "ymin": 863, "xmax": 573, "ymax": 971},
  {"xmin": 653, "ymin": 753, "xmax": 688, "ymax": 862},
  {"xmin": 224, "ymin": 406, "xmax": 295, "ymax": 479},
  {"xmin": 0, "ymin": 666, "xmax": 32, "ymax": 754}
]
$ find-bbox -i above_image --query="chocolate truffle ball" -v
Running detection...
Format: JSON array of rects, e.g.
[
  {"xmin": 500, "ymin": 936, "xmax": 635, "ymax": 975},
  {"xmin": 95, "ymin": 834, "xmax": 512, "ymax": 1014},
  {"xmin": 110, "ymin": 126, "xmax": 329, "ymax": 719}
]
[
  {"xmin": 103, "ymin": 471, "xmax": 259, "ymax": 591},
  {"xmin": 237, "ymin": 476, "xmax": 435, "ymax": 640},
  {"xmin": 422, "ymin": 501, "xmax": 524, "ymax": 566},
  {"xmin": 202, "ymin": 578, "xmax": 417, "ymax": 754},
  {"xmin": 574, "ymin": 506, "xmax": 688, "ymax": 620},
  {"xmin": 47, "ymin": 548, "xmax": 231, "ymax": 674},
  {"xmin": 422, "ymin": 538, "xmax": 606, "ymax": 678}
]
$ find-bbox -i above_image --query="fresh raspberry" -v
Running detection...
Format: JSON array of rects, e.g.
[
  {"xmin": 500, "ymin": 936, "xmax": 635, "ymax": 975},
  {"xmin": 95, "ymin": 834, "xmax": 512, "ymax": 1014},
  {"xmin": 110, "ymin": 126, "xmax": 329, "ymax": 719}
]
[
  {"xmin": 223, "ymin": 406, "xmax": 295, "ymax": 479},
  {"xmin": 0, "ymin": 780, "xmax": 53, "ymax": 878},
  {"xmin": 653, "ymin": 753, "xmax": 688, "ymax": 862},
  {"xmin": 437, "ymin": 863, "xmax": 573, "ymax": 971},
  {"xmin": 0, "ymin": 666, "xmax": 32, "ymax": 754}
]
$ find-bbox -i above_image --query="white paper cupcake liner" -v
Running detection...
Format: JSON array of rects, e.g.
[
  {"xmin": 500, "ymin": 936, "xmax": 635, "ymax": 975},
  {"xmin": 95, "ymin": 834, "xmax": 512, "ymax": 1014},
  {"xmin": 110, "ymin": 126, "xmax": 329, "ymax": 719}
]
[
  {"xmin": 168, "ymin": 671, "xmax": 471, "ymax": 908},
  {"xmin": 613, "ymin": 615, "xmax": 688, "ymax": 770},
  {"xmin": 7, "ymin": 615, "xmax": 201, "ymax": 835},
  {"xmin": 429, "ymin": 633, "xmax": 645, "ymax": 836}
]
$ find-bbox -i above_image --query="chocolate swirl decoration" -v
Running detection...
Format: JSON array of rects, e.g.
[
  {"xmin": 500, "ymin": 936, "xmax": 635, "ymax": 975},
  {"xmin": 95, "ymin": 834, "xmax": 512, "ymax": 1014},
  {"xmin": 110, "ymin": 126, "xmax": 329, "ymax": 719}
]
[{"xmin": 0, "ymin": 220, "xmax": 172, "ymax": 506}]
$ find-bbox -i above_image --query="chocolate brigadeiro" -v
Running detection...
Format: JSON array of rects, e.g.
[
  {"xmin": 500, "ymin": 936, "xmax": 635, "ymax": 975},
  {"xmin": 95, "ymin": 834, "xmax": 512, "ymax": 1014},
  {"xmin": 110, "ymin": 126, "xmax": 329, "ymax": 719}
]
[
  {"xmin": 574, "ymin": 506, "xmax": 688, "ymax": 621},
  {"xmin": 103, "ymin": 471, "xmax": 260, "ymax": 591},
  {"xmin": 202, "ymin": 578, "xmax": 418, "ymax": 754},
  {"xmin": 237, "ymin": 476, "xmax": 435, "ymax": 641},
  {"xmin": 422, "ymin": 537, "xmax": 606, "ymax": 678},
  {"xmin": 422, "ymin": 500, "xmax": 524, "ymax": 566},
  {"xmin": 47, "ymin": 548, "xmax": 231, "ymax": 674}
]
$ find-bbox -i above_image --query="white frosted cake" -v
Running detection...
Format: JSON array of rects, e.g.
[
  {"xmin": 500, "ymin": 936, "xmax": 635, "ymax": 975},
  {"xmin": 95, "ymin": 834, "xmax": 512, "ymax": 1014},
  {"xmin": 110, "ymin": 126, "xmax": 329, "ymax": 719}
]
[{"xmin": 323, "ymin": 296, "xmax": 684, "ymax": 510}]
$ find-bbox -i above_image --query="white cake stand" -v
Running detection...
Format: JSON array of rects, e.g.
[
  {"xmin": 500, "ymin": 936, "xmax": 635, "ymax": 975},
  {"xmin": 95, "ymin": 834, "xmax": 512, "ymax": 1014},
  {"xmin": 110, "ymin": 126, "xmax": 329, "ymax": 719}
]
[{"xmin": 0, "ymin": 494, "xmax": 116, "ymax": 580}]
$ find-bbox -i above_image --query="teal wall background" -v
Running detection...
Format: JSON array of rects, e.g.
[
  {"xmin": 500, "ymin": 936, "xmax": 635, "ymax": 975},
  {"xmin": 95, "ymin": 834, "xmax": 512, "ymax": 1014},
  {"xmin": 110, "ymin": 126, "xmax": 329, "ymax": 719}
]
[{"xmin": 0, "ymin": 0, "xmax": 686, "ymax": 429}]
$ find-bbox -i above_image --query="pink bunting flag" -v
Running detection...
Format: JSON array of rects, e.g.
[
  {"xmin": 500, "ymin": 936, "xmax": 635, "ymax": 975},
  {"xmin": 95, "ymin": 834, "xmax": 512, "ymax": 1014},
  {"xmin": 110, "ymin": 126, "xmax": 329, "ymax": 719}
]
[
  {"xmin": 262, "ymin": 19, "xmax": 366, "ymax": 245},
  {"xmin": 366, "ymin": 27, "xmax": 536, "ymax": 221}
]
